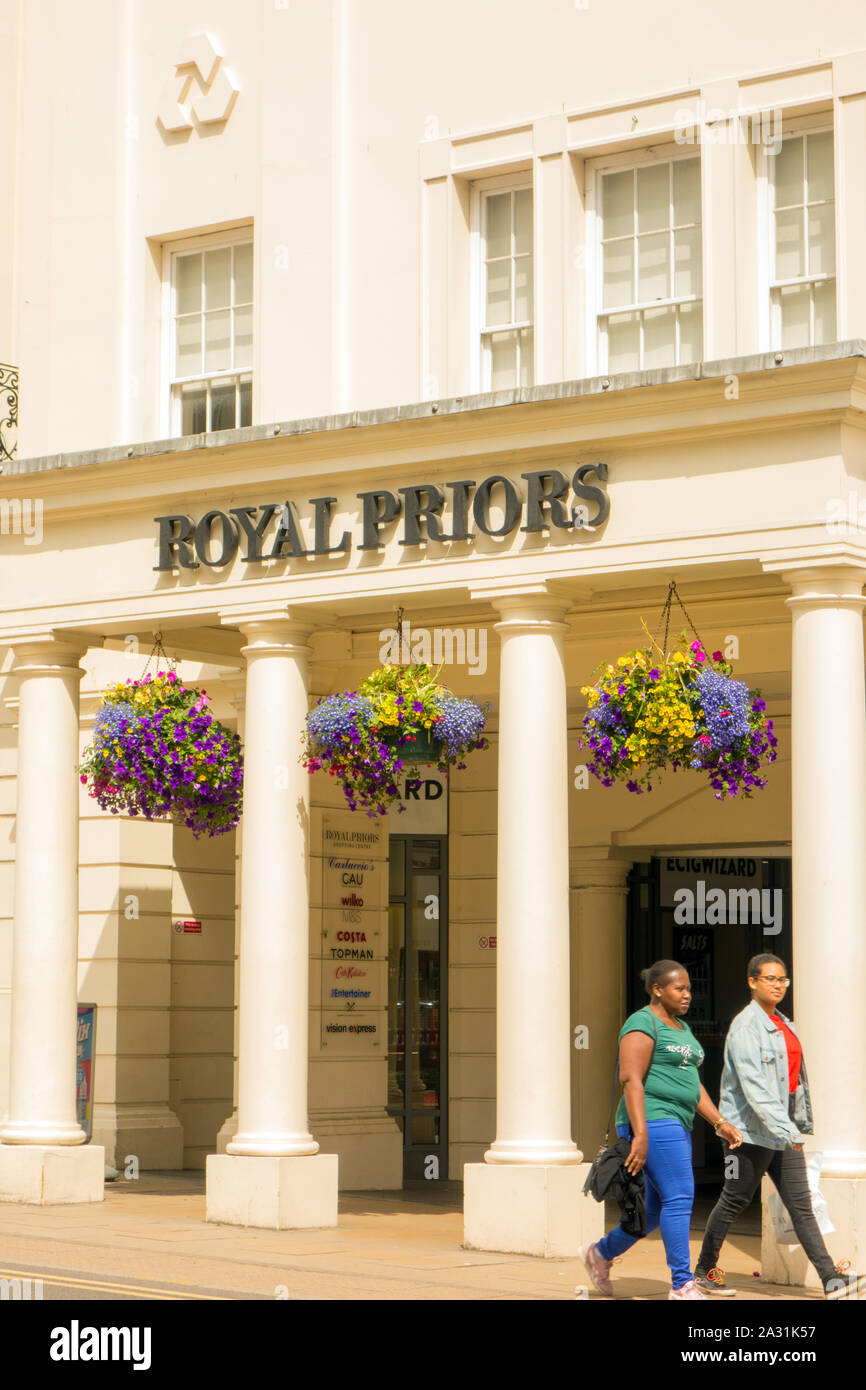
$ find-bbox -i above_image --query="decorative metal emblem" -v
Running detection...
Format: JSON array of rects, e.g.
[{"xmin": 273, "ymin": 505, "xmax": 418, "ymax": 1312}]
[{"xmin": 0, "ymin": 363, "xmax": 18, "ymax": 465}]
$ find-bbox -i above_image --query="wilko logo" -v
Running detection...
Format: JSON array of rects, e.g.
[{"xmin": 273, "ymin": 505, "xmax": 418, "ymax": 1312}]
[{"xmin": 340, "ymin": 894, "xmax": 364, "ymax": 907}]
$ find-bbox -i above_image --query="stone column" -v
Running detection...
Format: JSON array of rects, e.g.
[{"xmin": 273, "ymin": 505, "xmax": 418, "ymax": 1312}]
[
  {"xmin": 206, "ymin": 615, "xmax": 337, "ymax": 1228},
  {"xmin": 761, "ymin": 563, "xmax": 866, "ymax": 1287},
  {"xmin": 0, "ymin": 636, "xmax": 104, "ymax": 1203},
  {"xmin": 216, "ymin": 683, "xmax": 244, "ymax": 1155},
  {"xmin": 569, "ymin": 852, "xmax": 630, "ymax": 1155},
  {"xmin": 464, "ymin": 592, "xmax": 601, "ymax": 1256}
]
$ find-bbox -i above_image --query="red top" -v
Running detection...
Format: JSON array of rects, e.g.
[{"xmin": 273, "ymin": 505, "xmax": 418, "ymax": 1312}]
[{"xmin": 770, "ymin": 1014, "xmax": 802, "ymax": 1094}]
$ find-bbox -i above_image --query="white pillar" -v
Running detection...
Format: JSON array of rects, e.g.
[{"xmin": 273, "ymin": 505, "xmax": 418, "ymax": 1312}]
[
  {"xmin": 762, "ymin": 564, "xmax": 866, "ymax": 1287},
  {"xmin": 464, "ymin": 593, "xmax": 601, "ymax": 1256},
  {"xmin": 0, "ymin": 636, "xmax": 104, "ymax": 1203},
  {"xmin": 206, "ymin": 615, "xmax": 337, "ymax": 1228},
  {"xmin": 569, "ymin": 853, "xmax": 630, "ymax": 1157}
]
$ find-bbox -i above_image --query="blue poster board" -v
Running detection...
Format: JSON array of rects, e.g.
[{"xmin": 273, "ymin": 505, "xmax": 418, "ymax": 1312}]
[{"xmin": 76, "ymin": 1003, "xmax": 96, "ymax": 1142}]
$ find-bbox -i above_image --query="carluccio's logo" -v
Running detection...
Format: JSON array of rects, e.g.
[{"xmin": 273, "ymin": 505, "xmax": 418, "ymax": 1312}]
[{"xmin": 154, "ymin": 465, "xmax": 609, "ymax": 570}]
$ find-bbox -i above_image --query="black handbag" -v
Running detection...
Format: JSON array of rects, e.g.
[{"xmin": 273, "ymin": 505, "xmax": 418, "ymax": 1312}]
[{"xmin": 583, "ymin": 1010, "xmax": 659, "ymax": 1234}]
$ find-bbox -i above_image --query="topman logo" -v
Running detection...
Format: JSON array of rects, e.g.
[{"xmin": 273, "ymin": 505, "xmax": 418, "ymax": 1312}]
[
  {"xmin": 0, "ymin": 497, "xmax": 42, "ymax": 545},
  {"xmin": 674, "ymin": 880, "xmax": 782, "ymax": 935},
  {"xmin": 50, "ymin": 1320, "xmax": 151, "ymax": 1371}
]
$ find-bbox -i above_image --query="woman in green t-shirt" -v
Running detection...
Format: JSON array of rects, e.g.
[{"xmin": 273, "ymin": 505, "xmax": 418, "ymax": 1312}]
[{"xmin": 578, "ymin": 959, "xmax": 742, "ymax": 1300}]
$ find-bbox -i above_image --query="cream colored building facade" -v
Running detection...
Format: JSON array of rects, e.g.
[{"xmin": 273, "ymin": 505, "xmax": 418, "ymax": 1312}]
[{"xmin": 1, "ymin": 1, "xmax": 866, "ymax": 1282}]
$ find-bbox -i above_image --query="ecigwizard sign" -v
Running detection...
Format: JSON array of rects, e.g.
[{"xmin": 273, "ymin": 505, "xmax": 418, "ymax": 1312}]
[{"xmin": 153, "ymin": 464, "xmax": 609, "ymax": 570}]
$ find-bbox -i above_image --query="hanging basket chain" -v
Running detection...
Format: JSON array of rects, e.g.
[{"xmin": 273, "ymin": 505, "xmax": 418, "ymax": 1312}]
[
  {"xmin": 653, "ymin": 580, "xmax": 710, "ymax": 660},
  {"xmin": 140, "ymin": 631, "xmax": 177, "ymax": 682}
]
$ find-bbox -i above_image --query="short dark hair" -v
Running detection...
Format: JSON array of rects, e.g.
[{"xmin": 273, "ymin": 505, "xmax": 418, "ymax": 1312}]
[
  {"xmin": 640, "ymin": 959, "xmax": 686, "ymax": 995},
  {"xmin": 747, "ymin": 952, "xmax": 786, "ymax": 980}
]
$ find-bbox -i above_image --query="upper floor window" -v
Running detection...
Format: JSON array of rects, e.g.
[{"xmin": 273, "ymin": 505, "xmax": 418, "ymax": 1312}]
[
  {"xmin": 168, "ymin": 233, "xmax": 253, "ymax": 435},
  {"xmin": 597, "ymin": 155, "xmax": 702, "ymax": 373},
  {"xmin": 478, "ymin": 180, "xmax": 534, "ymax": 390},
  {"xmin": 770, "ymin": 131, "xmax": 835, "ymax": 349}
]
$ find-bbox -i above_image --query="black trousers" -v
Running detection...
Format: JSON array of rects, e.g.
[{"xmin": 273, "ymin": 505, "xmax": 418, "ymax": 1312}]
[{"xmin": 697, "ymin": 1141, "xmax": 837, "ymax": 1287}]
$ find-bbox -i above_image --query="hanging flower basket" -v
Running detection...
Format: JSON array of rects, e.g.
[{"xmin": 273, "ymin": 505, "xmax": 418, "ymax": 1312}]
[
  {"xmin": 579, "ymin": 586, "xmax": 777, "ymax": 799},
  {"xmin": 79, "ymin": 670, "xmax": 243, "ymax": 837},
  {"xmin": 302, "ymin": 661, "xmax": 489, "ymax": 817}
]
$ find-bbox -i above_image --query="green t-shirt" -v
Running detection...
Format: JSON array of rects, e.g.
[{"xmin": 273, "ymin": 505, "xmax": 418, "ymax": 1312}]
[{"xmin": 614, "ymin": 1006, "xmax": 705, "ymax": 1132}]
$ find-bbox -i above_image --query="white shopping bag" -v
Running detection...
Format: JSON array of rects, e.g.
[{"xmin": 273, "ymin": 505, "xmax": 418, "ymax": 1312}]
[{"xmin": 768, "ymin": 1150, "xmax": 835, "ymax": 1245}]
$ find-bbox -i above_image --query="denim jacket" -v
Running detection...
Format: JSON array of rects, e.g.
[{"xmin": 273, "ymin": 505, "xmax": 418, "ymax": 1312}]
[{"xmin": 719, "ymin": 1000, "xmax": 814, "ymax": 1149}]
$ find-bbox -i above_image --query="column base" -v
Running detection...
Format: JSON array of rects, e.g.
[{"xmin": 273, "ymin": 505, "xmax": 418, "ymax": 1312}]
[
  {"xmin": 205, "ymin": 1152, "xmax": 339, "ymax": 1229},
  {"xmin": 761, "ymin": 1173, "xmax": 866, "ymax": 1292},
  {"xmin": 0, "ymin": 1144, "xmax": 105, "ymax": 1205},
  {"xmin": 463, "ymin": 1161, "xmax": 603, "ymax": 1257}
]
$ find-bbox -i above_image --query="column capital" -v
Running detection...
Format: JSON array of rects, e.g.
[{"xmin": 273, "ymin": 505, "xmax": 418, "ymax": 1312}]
[
  {"xmin": 569, "ymin": 849, "xmax": 632, "ymax": 892},
  {"xmin": 471, "ymin": 583, "xmax": 570, "ymax": 628},
  {"xmin": 219, "ymin": 606, "xmax": 318, "ymax": 652},
  {"xmin": 763, "ymin": 554, "xmax": 866, "ymax": 608},
  {"xmin": 3, "ymin": 631, "xmax": 89, "ymax": 678}
]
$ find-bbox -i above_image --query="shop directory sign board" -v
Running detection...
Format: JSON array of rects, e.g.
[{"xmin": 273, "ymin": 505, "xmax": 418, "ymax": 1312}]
[
  {"xmin": 76, "ymin": 1003, "xmax": 96, "ymax": 1142},
  {"xmin": 319, "ymin": 813, "xmax": 387, "ymax": 1053}
]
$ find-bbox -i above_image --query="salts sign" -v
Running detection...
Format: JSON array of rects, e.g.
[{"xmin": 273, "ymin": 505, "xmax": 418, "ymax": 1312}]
[
  {"xmin": 153, "ymin": 465, "xmax": 609, "ymax": 570},
  {"xmin": 319, "ymin": 814, "xmax": 387, "ymax": 1051}
]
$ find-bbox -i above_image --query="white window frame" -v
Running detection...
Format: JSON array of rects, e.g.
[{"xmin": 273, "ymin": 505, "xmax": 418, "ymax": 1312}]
[
  {"xmin": 757, "ymin": 113, "xmax": 837, "ymax": 353},
  {"xmin": 470, "ymin": 171, "xmax": 535, "ymax": 394},
  {"xmin": 585, "ymin": 142, "xmax": 704, "ymax": 377},
  {"xmin": 160, "ymin": 226, "xmax": 254, "ymax": 438}
]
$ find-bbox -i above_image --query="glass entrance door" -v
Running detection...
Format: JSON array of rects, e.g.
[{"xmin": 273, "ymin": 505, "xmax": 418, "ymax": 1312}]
[{"xmin": 387, "ymin": 835, "xmax": 447, "ymax": 1181}]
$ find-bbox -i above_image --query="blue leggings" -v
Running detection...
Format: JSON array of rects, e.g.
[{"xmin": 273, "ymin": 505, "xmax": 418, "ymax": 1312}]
[{"xmin": 595, "ymin": 1118, "xmax": 695, "ymax": 1289}]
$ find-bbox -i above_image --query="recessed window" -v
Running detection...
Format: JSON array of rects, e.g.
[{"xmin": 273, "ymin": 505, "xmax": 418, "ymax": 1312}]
[
  {"xmin": 169, "ymin": 237, "xmax": 253, "ymax": 435},
  {"xmin": 479, "ymin": 185, "xmax": 534, "ymax": 390},
  {"xmin": 598, "ymin": 157, "xmax": 702, "ymax": 373},
  {"xmin": 770, "ymin": 131, "xmax": 836, "ymax": 349}
]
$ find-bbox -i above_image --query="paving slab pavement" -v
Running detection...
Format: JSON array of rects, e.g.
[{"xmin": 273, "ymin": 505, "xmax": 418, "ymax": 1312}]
[{"xmin": 0, "ymin": 1172, "xmax": 825, "ymax": 1301}]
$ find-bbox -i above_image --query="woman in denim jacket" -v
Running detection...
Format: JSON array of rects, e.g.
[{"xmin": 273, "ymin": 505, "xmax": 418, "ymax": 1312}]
[{"xmin": 694, "ymin": 952, "xmax": 864, "ymax": 1299}]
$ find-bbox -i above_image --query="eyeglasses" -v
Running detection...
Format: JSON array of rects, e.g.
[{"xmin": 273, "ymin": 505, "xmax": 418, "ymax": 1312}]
[{"xmin": 758, "ymin": 975, "xmax": 790, "ymax": 986}]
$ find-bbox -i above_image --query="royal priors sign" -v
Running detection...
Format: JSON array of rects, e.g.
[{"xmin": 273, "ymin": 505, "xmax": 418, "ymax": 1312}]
[{"xmin": 154, "ymin": 465, "xmax": 609, "ymax": 569}]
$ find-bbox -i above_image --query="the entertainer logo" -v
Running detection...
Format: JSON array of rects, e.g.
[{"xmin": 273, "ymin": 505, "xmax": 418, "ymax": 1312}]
[
  {"xmin": 673, "ymin": 880, "xmax": 782, "ymax": 936},
  {"xmin": 50, "ymin": 1321, "xmax": 151, "ymax": 1371}
]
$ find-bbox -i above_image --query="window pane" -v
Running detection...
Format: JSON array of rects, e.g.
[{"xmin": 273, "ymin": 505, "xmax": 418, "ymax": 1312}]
[
  {"xmin": 813, "ymin": 279, "xmax": 836, "ymax": 345},
  {"xmin": 673, "ymin": 158, "xmax": 701, "ymax": 227},
  {"xmin": 205, "ymin": 309, "xmax": 231, "ymax": 371},
  {"xmin": 674, "ymin": 227, "xmax": 701, "ymax": 298},
  {"xmin": 779, "ymin": 283, "xmax": 811, "ymax": 349},
  {"xmin": 176, "ymin": 316, "xmax": 201, "ymax": 376},
  {"xmin": 603, "ymin": 238, "xmax": 634, "ymax": 309},
  {"xmin": 204, "ymin": 247, "xmax": 231, "ymax": 310},
  {"xmin": 637, "ymin": 231, "xmax": 670, "ymax": 302},
  {"xmin": 679, "ymin": 301, "xmax": 703, "ymax": 364},
  {"xmin": 514, "ymin": 189, "xmax": 532, "ymax": 254},
  {"xmin": 485, "ymin": 193, "xmax": 510, "ymax": 260},
  {"xmin": 485, "ymin": 259, "xmax": 511, "ymax": 326},
  {"xmin": 176, "ymin": 253, "xmax": 201, "ymax": 315},
  {"xmin": 637, "ymin": 163, "xmax": 669, "ymax": 234},
  {"xmin": 233, "ymin": 242, "xmax": 253, "ymax": 304},
  {"xmin": 234, "ymin": 304, "xmax": 253, "ymax": 368},
  {"xmin": 643, "ymin": 304, "xmax": 676, "ymax": 369},
  {"xmin": 239, "ymin": 376, "xmax": 252, "ymax": 427},
  {"xmin": 808, "ymin": 204, "xmax": 835, "ymax": 276},
  {"xmin": 606, "ymin": 312, "xmax": 640, "ymax": 373},
  {"xmin": 806, "ymin": 131, "xmax": 834, "ymax": 205},
  {"xmin": 514, "ymin": 256, "xmax": 533, "ymax": 322},
  {"xmin": 602, "ymin": 170, "xmax": 633, "ymax": 240},
  {"xmin": 775, "ymin": 208, "xmax": 805, "ymax": 280},
  {"xmin": 774, "ymin": 137, "xmax": 804, "ymax": 209},
  {"xmin": 518, "ymin": 328, "xmax": 533, "ymax": 387},
  {"xmin": 210, "ymin": 380, "xmax": 236, "ymax": 432},
  {"xmin": 180, "ymin": 383, "xmax": 206, "ymax": 435},
  {"xmin": 489, "ymin": 330, "xmax": 517, "ymax": 390}
]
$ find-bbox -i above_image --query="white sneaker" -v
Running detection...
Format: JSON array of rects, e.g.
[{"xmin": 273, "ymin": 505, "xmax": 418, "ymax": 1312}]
[
  {"xmin": 669, "ymin": 1278, "xmax": 708, "ymax": 1300},
  {"xmin": 577, "ymin": 1242, "xmax": 614, "ymax": 1297}
]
